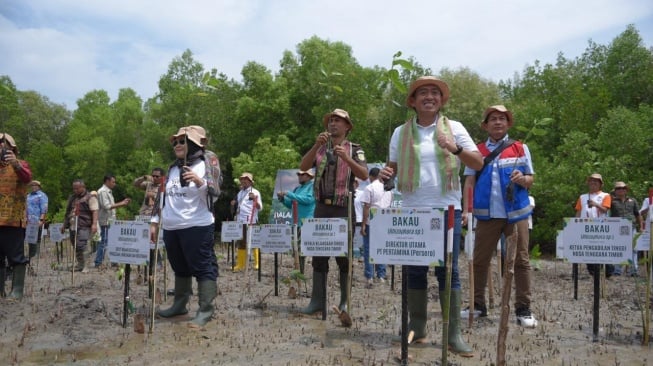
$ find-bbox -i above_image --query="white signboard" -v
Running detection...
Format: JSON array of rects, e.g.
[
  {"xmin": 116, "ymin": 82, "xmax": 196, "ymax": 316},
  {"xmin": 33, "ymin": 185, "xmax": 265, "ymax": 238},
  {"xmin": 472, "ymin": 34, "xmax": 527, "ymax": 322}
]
[
  {"xmin": 301, "ymin": 218, "xmax": 349, "ymax": 257},
  {"xmin": 25, "ymin": 223, "xmax": 40, "ymax": 244},
  {"xmin": 221, "ymin": 221, "xmax": 243, "ymax": 242},
  {"xmin": 107, "ymin": 220, "xmax": 150, "ymax": 265},
  {"xmin": 635, "ymin": 230, "xmax": 651, "ymax": 251},
  {"xmin": 49, "ymin": 223, "xmax": 65, "ymax": 242},
  {"xmin": 259, "ymin": 224, "xmax": 292, "ymax": 253},
  {"xmin": 369, "ymin": 207, "xmax": 444, "ymax": 266},
  {"xmin": 250, "ymin": 225, "xmax": 262, "ymax": 249},
  {"xmin": 561, "ymin": 217, "xmax": 632, "ymax": 264}
]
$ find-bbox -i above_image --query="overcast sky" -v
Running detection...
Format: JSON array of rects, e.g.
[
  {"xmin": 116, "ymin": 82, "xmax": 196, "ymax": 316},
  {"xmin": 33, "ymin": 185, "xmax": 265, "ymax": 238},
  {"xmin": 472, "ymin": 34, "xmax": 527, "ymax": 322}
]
[{"xmin": 1, "ymin": 0, "xmax": 652, "ymax": 110}]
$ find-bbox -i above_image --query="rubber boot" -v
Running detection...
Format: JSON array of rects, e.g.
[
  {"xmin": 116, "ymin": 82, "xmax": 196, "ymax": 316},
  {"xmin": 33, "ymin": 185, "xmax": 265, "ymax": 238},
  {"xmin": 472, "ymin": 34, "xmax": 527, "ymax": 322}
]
[
  {"xmin": 75, "ymin": 250, "xmax": 86, "ymax": 272},
  {"xmin": 299, "ymin": 256, "xmax": 306, "ymax": 274},
  {"xmin": 8, "ymin": 264, "xmax": 26, "ymax": 300},
  {"xmin": 441, "ymin": 290, "xmax": 474, "ymax": 357},
  {"xmin": 253, "ymin": 249, "xmax": 260, "ymax": 270},
  {"xmin": 0, "ymin": 267, "xmax": 6, "ymax": 297},
  {"xmin": 302, "ymin": 271, "xmax": 326, "ymax": 315},
  {"xmin": 338, "ymin": 271, "xmax": 349, "ymax": 312},
  {"xmin": 232, "ymin": 249, "xmax": 247, "ymax": 272},
  {"xmin": 408, "ymin": 288, "xmax": 428, "ymax": 343},
  {"xmin": 29, "ymin": 243, "xmax": 39, "ymax": 258},
  {"xmin": 158, "ymin": 276, "xmax": 192, "ymax": 317},
  {"xmin": 189, "ymin": 280, "xmax": 217, "ymax": 328}
]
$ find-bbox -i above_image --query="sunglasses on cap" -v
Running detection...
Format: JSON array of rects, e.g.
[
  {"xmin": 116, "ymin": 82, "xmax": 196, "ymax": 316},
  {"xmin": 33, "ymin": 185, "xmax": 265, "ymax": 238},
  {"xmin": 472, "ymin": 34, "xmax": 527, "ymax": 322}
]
[{"xmin": 171, "ymin": 139, "xmax": 186, "ymax": 147}]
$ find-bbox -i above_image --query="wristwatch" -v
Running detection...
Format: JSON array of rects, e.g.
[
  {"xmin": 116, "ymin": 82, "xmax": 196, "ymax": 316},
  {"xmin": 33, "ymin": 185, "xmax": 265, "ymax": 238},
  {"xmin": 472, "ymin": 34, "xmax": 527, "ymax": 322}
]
[{"xmin": 452, "ymin": 144, "xmax": 464, "ymax": 155}]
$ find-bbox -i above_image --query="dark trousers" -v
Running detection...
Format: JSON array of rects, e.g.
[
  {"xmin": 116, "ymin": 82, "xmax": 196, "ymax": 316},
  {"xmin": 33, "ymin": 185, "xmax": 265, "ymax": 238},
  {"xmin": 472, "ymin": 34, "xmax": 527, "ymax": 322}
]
[
  {"xmin": 311, "ymin": 202, "xmax": 353, "ymax": 273},
  {"xmin": 0, "ymin": 226, "xmax": 28, "ymax": 266},
  {"xmin": 163, "ymin": 224, "xmax": 218, "ymax": 282}
]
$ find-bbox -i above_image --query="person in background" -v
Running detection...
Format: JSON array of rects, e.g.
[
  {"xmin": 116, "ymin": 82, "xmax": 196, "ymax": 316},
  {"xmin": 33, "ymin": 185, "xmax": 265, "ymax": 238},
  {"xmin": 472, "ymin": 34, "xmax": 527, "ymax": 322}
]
[
  {"xmin": 151, "ymin": 125, "xmax": 218, "ymax": 328},
  {"xmin": 575, "ymin": 173, "xmax": 612, "ymax": 276},
  {"xmin": 609, "ymin": 181, "xmax": 643, "ymax": 276},
  {"xmin": 230, "ymin": 172, "xmax": 262, "ymax": 272},
  {"xmin": 133, "ymin": 168, "xmax": 165, "ymax": 217},
  {"xmin": 299, "ymin": 108, "xmax": 368, "ymax": 315},
  {"xmin": 462, "ymin": 105, "xmax": 537, "ymax": 328},
  {"xmin": 360, "ymin": 167, "xmax": 392, "ymax": 288},
  {"xmin": 62, "ymin": 179, "xmax": 99, "ymax": 273},
  {"xmin": 95, "ymin": 174, "xmax": 131, "ymax": 268},
  {"xmin": 0, "ymin": 133, "xmax": 32, "ymax": 299},
  {"xmin": 278, "ymin": 169, "xmax": 316, "ymax": 274},
  {"xmin": 26, "ymin": 180, "xmax": 48, "ymax": 262},
  {"xmin": 379, "ymin": 77, "xmax": 482, "ymax": 356}
]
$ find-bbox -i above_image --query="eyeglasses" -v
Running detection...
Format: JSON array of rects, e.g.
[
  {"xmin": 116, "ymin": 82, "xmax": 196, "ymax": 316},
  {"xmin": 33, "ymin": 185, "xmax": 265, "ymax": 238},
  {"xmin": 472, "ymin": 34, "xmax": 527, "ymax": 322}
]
[
  {"xmin": 172, "ymin": 139, "xmax": 186, "ymax": 147},
  {"xmin": 615, "ymin": 187, "xmax": 626, "ymax": 190}
]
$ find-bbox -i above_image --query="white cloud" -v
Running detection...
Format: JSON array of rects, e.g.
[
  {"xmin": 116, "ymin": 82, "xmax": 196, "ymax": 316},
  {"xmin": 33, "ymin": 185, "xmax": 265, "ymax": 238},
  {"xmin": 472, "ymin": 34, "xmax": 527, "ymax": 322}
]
[{"xmin": 1, "ymin": 0, "xmax": 651, "ymax": 109}]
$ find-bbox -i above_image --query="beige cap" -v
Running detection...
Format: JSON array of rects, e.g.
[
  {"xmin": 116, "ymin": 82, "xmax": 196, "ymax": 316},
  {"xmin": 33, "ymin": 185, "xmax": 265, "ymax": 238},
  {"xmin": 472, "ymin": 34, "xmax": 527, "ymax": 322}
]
[
  {"xmin": 406, "ymin": 76, "xmax": 450, "ymax": 107},
  {"xmin": 322, "ymin": 109, "xmax": 353, "ymax": 130},
  {"xmin": 239, "ymin": 172, "xmax": 254, "ymax": 182},
  {"xmin": 30, "ymin": 180, "xmax": 41, "ymax": 187},
  {"xmin": 297, "ymin": 170, "xmax": 314, "ymax": 178},
  {"xmin": 587, "ymin": 173, "xmax": 603, "ymax": 184},
  {"xmin": 0, "ymin": 132, "xmax": 17, "ymax": 148},
  {"xmin": 170, "ymin": 125, "xmax": 207, "ymax": 148},
  {"xmin": 482, "ymin": 105, "xmax": 514, "ymax": 125},
  {"xmin": 614, "ymin": 181, "xmax": 627, "ymax": 189}
]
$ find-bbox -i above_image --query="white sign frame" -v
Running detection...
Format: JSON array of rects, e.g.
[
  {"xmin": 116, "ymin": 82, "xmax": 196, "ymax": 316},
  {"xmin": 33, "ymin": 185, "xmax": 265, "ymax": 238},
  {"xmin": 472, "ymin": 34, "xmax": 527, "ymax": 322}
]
[
  {"xmin": 301, "ymin": 218, "xmax": 349, "ymax": 257},
  {"xmin": 259, "ymin": 224, "xmax": 292, "ymax": 254},
  {"xmin": 369, "ymin": 207, "xmax": 444, "ymax": 266},
  {"xmin": 107, "ymin": 220, "xmax": 150, "ymax": 265},
  {"xmin": 221, "ymin": 221, "xmax": 243, "ymax": 242},
  {"xmin": 560, "ymin": 217, "xmax": 632, "ymax": 264}
]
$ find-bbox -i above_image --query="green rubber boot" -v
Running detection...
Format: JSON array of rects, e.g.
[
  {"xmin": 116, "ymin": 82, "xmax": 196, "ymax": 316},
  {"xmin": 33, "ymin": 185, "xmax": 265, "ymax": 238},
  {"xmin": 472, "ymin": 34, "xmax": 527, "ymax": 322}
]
[
  {"xmin": 28, "ymin": 243, "xmax": 39, "ymax": 258},
  {"xmin": 302, "ymin": 271, "xmax": 326, "ymax": 315},
  {"xmin": 189, "ymin": 280, "xmax": 217, "ymax": 327},
  {"xmin": 408, "ymin": 288, "xmax": 428, "ymax": 343},
  {"xmin": 338, "ymin": 271, "xmax": 349, "ymax": 312},
  {"xmin": 441, "ymin": 290, "xmax": 474, "ymax": 357},
  {"xmin": 158, "ymin": 276, "xmax": 191, "ymax": 317},
  {"xmin": 8, "ymin": 264, "xmax": 26, "ymax": 300}
]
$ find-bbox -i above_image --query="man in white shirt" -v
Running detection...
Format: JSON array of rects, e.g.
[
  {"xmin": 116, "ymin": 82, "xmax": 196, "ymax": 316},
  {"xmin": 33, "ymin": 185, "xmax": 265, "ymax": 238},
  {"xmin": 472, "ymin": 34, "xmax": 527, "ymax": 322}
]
[{"xmin": 360, "ymin": 167, "xmax": 392, "ymax": 287}]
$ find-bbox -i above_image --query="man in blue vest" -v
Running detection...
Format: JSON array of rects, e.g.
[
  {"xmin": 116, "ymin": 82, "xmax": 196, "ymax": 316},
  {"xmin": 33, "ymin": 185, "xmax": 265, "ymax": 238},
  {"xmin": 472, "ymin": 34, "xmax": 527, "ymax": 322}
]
[{"xmin": 462, "ymin": 105, "xmax": 537, "ymax": 327}]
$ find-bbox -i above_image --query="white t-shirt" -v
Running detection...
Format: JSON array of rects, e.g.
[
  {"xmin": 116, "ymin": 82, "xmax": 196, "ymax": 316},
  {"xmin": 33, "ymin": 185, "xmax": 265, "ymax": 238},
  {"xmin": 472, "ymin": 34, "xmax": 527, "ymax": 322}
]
[
  {"xmin": 160, "ymin": 161, "xmax": 214, "ymax": 230},
  {"xmin": 388, "ymin": 117, "xmax": 478, "ymax": 209},
  {"xmin": 359, "ymin": 179, "xmax": 392, "ymax": 209},
  {"xmin": 236, "ymin": 187, "xmax": 263, "ymax": 223}
]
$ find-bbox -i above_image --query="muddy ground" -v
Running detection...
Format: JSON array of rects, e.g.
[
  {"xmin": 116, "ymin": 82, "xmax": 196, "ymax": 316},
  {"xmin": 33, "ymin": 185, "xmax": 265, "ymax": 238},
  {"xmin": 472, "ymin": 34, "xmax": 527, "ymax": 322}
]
[{"xmin": 1, "ymin": 238, "xmax": 653, "ymax": 366}]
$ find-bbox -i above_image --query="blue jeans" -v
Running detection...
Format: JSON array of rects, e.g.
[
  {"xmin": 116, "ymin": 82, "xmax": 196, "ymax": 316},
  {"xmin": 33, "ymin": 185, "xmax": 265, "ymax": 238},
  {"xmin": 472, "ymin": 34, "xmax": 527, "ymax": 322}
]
[
  {"xmin": 362, "ymin": 230, "xmax": 386, "ymax": 279},
  {"xmin": 94, "ymin": 225, "xmax": 109, "ymax": 267},
  {"xmin": 407, "ymin": 209, "xmax": 462, "ymax": 291}
]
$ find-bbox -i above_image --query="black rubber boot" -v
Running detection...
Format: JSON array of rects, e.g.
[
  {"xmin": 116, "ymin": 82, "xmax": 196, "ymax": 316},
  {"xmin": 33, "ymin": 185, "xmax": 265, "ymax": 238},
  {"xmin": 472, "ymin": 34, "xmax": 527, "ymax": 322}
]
[
  {"xmin": 158, "ymin": 276, "xmax": 191, "ymax": 317},
  {"xmin": 338, "ymin": 271, "xmax": 349, "ymax": 312},
  {"xmin": 302, "ymin": 271, "xmax": 326, "ymax": 315}
]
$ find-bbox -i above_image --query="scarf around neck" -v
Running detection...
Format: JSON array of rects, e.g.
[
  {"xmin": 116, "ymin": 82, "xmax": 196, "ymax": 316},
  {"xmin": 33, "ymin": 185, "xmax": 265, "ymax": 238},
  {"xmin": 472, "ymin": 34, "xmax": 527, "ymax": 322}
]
[
  {"xmin": 397, "ymin": 115, "xmax": 459, "ymax": 194},
  {"xmin": 314, "ymin": 140, "xmax": 352, "ymax": 207}
]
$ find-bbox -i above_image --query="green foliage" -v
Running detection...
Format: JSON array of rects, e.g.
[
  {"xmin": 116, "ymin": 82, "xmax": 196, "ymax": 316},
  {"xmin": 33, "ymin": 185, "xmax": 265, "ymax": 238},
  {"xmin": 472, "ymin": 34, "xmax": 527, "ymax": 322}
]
[{"xmin": 0, "ymin": 26, "xmax": 650, "ymax": 256}]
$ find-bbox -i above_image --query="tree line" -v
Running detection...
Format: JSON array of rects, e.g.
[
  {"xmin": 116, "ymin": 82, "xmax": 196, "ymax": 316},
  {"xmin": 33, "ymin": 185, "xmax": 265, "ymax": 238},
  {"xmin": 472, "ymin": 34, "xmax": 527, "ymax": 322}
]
[{"xmin": 1, "ymin": 25, "xmax": 651, "ymax": 254}]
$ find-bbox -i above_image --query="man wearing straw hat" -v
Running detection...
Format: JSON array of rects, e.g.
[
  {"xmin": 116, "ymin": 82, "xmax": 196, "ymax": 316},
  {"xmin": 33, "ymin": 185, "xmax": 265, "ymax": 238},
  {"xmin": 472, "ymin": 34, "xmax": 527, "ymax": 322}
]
[
  {"xmin": 575, "ymin": 173, "xmax": 613, "ymax": 276},
  {"xmin": 299, "ymin": 108, "xmax": 368, "ymax": 315},
  {"xmin": 462, "ymin": 105, "xmax": 537, "ymax": 328},
  {"xmin": 379, "ymin": 76, "xmax": 481, "ymax": 356},
  {"xmin": 609, "ymin": 181, "xmax": 643, "ymax": 276},
  {"xmin": 231, "ymin": 172, "xmax": 262, "ymax": 272},
  {"xmin": 0, "ymin": 132, "xmax": 32, "ymax": 299},
  {"xmin": 26, "ymin": 180, "xmax": 49, "ymax": 266}
]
